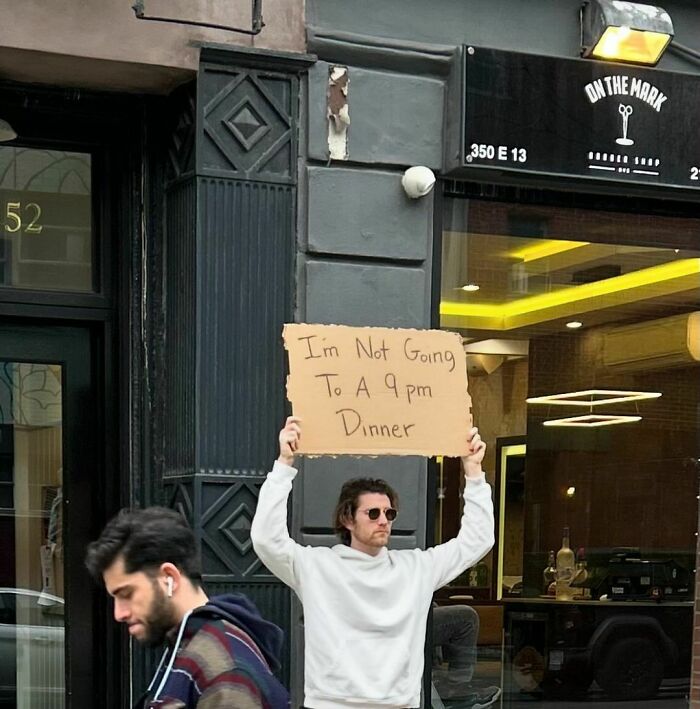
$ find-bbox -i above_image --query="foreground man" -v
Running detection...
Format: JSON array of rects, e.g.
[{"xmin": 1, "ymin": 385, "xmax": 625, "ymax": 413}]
[
  {"xmin": 251, "ymin": 417, "xmax": 496, "ymax": 709},
  {"xmin": 86, "ymin": 506, "xmax": 289, "ymax": 708}
]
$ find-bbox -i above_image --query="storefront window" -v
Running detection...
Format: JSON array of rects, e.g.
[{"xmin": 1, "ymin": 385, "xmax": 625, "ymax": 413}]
[
  {"xmin": 0, "ymin": 362, "xmax": 64, "ymax": 708},
  {"xmin": 0, "ymin": 147, "xmax": 92, "ymax": 292},
  {"xmin": 433, "ymin": 194, "xmax": 698, "ymax": 707}
]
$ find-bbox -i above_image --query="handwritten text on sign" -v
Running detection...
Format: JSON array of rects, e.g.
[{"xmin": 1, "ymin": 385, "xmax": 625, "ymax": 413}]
[{"xmin": 283, "ymin": 324, "xmax": 472, "ymax": 456}]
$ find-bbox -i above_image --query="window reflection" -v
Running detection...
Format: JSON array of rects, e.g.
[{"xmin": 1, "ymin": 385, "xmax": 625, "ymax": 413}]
[
  {"xmin": 0, "ymin": 362, "xmax": 64, "ymax": 708},
  {"xmin": 0, "ymin": 147, "xmax": 92, "ymax": 292},
  {"xmin": 433, "ymin": 196, "xmax": 698, "ymax": 707}
]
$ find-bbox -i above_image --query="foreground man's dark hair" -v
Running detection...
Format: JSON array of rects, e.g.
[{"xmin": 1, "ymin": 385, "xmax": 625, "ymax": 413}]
[{"xmin": 85, "ymin": 506, "xmax": 202, "ymax": 586}]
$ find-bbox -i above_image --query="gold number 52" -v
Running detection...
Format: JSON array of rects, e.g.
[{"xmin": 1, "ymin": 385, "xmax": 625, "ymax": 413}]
[{"xmin": 4, "ymin": 201, "xmax": 43, "ymax": 234}]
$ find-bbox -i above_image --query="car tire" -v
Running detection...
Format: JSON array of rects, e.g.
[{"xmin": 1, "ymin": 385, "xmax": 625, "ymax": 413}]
[{"xmin": 594, "ymin": 636, "xmax": 664, "ymax": 700}]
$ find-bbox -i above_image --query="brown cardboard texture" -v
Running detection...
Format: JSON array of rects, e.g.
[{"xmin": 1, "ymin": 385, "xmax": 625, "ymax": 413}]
[{"xmin": 283, "ymin": 323, "xmax": 472, "ymax": 456}]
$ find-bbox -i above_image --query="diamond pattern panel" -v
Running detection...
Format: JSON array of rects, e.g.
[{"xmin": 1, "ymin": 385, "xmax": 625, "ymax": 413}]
[
  {"xmin": 200, "ymin": 66, "xmax": 297, "ymax": 183},
  {"xmin": 166, "ymin": 481, "xmax": 195, "ymax": 527},
  {"xmin": 225, "ymin": 101, "xmax": 270, "ymax": 151},
  {"xmin": 165, "ymin": 476, "xmax": 273, "ymax": 581},
  {"xmin": 166, "ymin": 84, "xmax": 196, "ymax": 183},
  {"xmin": 200, "ymin": 479, "xmax": 266, "ymax": 579}
]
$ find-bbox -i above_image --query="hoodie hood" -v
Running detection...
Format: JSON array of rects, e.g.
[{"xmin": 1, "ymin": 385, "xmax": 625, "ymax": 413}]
[
  {"xmin": 193, "ymin": 592, "xmax": 284, "ymax": 673},
  {"xmin": 333, "ymin": 543, "xmax": 389, "ymax": 563}
]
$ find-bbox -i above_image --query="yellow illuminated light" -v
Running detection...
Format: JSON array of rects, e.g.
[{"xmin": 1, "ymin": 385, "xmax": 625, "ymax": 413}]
[
  {"xmin": 527, "ymin": 389, "xmax": 662, "ymax": 406},
  {"xmin": 543, "ymin": 414, "xmax": 642, "ymax": 427},
  {"xmin": 510, "ymin": 240, "xmax": 589, "ymax": 263},
  {"xmin": 441, "ymin": 258, "xmax": 700, "ymax": 330},
  {"xmin": 592, "ymin": 26, "xmax": 671, "ymax": 65}
]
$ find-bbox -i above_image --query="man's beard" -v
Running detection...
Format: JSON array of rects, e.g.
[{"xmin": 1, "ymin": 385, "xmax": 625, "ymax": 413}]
[{"xmin": 141, "ymin": 581, "xmax": 179, "ymax": 647}]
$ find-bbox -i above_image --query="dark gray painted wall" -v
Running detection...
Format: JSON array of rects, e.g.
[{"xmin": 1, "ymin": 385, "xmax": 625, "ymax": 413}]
[
  {"xmin": 307, "ymin": 0, "xmax": 700, "ymax": 73},
  {"xmin": 307, "ymin": 61, "xmax": 445, "ymax": 166},
  {"xmin": 306, "ymin": 167, "xmax": 433, "ymax": 259}
]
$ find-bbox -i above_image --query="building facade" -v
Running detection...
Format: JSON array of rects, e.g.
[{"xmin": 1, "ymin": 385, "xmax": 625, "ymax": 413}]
[
  {"xmin": 1, "ymin": 1, "xmax": 699, "ymax": 707},
  {"xmin": 298, "ymin": 1, "xmax": 700, "ymax": 708}
]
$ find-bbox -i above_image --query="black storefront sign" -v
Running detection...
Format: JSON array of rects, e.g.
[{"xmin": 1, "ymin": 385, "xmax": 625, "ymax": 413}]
[{"xmin": 462, "ymin": 47, "xmax": 700, "ymax": 190}]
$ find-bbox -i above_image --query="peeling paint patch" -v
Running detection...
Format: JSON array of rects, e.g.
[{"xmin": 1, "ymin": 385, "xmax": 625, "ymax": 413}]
[{"xmin": 328, "ymin": 65, "xmax": 349, "ymax": 160}]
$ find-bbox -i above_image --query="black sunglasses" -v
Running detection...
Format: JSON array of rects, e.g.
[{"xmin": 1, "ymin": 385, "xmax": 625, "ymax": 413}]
[{"xmin": 362, "ymin": 507, "xmax": 397, "ymax": 522}]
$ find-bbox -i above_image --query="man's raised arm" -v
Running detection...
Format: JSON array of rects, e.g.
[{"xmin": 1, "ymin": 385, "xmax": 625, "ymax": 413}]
[
  {"xmin": 250, "ymin": 417, "xmax": 303, "ymax": 590},
  {"xmin": 424, "ymin": 426, "xmax": 495, "ymax": 590}
]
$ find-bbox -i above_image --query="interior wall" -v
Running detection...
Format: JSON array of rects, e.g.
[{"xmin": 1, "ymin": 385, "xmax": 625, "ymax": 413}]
[
  {"xmin": 523, "ymin": 325, "xmax": 699, "ymax": 594},
  {"xmin": 13, "ymin": 425, "xmax": 62, "ymax": 592},
  {"xmin": 470, "ymin": 358, "xmax": 528, "ymax": 483}
]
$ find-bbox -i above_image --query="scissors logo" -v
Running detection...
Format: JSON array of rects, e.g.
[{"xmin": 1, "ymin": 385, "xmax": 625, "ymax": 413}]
[{"xmin": 616, "ymin": 104, "xmax": 634, "ymax": 146}]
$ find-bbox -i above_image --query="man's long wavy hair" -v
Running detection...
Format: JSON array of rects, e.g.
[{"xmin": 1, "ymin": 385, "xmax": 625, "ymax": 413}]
[{"xmin": 333, "ymin": 478, "xmax": 399, "ymax": 545}]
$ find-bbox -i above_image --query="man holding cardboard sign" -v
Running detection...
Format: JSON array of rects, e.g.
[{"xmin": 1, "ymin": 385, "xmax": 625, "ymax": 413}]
[{"xmin": 251, "ymin": 414, "xmax": 495, "ymax": 709}]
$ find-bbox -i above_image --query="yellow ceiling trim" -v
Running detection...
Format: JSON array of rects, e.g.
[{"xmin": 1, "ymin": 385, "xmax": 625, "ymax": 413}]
[
  {"xmin": 510, "ymin": 239, "xmax": 590, "ymax": 263},
  {"xmin": 441, "ymin": 258, "xmax": 700, "ymax": 330}
]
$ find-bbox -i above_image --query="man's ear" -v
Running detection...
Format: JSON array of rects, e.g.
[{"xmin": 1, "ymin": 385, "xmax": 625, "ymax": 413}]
[
  {"xmin": 158, "ymin": 562, "xmax": 182, "ymax": 596},
  {"xmin": 341, "ymin": 509, "xmax": 355, "ymax": 532}
]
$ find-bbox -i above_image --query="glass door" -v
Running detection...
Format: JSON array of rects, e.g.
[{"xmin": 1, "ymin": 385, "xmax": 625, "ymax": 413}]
[{"xmin": 0, "ymin": 324, "xmax": 101, "ymax": 709}]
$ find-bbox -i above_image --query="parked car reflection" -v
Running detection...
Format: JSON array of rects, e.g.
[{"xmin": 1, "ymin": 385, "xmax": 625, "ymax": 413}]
[{"xmin": 0, "ymin": 587, "xmax": 64, "ymax": 708}]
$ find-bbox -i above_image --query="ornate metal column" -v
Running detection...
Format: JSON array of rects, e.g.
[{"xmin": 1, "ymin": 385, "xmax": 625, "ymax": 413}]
[{"xmin": 161, "ymin": 46, "xmax": 314, "ymax": 683}]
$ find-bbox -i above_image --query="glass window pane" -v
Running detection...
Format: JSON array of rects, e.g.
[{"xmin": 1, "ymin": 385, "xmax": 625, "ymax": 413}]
[
  {"xmin": 0, "ymin": 147, "xmax": 92, "ymax": 292},
  {"xmin": 0, "ymin": 362, "xmax": 64, "ymax": 708},
  {"xmin": 433, "ymin": 196, "xmax": 698, "ymax": 708}
]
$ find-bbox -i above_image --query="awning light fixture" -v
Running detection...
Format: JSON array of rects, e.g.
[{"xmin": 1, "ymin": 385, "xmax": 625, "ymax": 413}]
[{"xmin": 581, "ymin": 0, "xmax": 674, "ymax": 66}]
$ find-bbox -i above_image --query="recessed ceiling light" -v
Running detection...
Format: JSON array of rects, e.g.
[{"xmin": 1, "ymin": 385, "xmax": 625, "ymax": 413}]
[
  {"xmin": 461, "ymin": 284, "xmax": 480, "ymax": 292},
  {"xmin": 566, "ymin": 321, "xmax": 583, "ymax": 329}
]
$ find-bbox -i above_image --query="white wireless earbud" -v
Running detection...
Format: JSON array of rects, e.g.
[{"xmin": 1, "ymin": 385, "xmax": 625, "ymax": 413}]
[{"xmin": 166, "ymin": 577, "xmax": 173, "ymax": 597}]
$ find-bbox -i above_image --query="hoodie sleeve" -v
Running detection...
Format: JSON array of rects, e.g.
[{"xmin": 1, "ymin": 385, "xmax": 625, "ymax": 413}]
[
  {"xmin": 423, "ymin": 474, "xmax": 495, "ymax": 591},
  {"xmin": 250, "ymin": 460, "xmax": 302, "ymax": 591}
]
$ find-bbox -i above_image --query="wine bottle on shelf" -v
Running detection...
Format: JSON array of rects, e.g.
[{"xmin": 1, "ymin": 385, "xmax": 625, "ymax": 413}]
[
  {"xmin": 543, "ymin": 550, "xmax": 557, "ymax": 595},
  {"xmin": 556, "ymin": 527, "xmax": 575, "ymax": 601}
]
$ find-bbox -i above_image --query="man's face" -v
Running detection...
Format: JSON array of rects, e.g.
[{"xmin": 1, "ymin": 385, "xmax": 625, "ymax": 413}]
[
  {"xmin": 344, "ymin": 492, "xmax": 394, "ymax": 556},
  {"xmin": 103, "ymin": 556, "xmax": 178, "ymax": 647}
]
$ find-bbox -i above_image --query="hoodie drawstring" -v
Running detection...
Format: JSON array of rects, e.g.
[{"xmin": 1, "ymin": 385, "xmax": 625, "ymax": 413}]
[
  {"xmin": 151, "ymin": 609, "xmax": 193, "ymax": 702},
  {"xmin": 146, "ymin": 649, "xmax": 169, "ymax": 693}
]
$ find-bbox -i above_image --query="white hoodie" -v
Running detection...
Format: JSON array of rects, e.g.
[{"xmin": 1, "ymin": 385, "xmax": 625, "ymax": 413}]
[{"xmin": 251, "ymin": 461, "xmax": 495, "ymax": 709}]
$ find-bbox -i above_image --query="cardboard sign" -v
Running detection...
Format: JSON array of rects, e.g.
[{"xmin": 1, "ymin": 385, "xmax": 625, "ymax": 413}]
[{"xmin": 283, "ymin": 323, "xmax": 472, "ymax": 456}]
